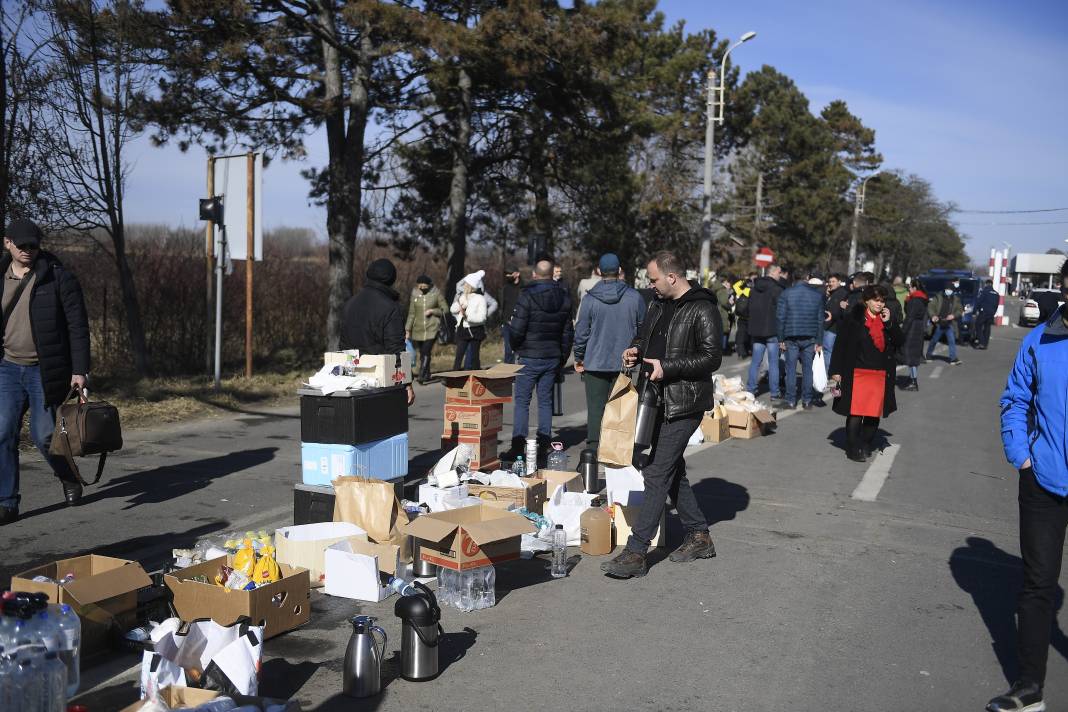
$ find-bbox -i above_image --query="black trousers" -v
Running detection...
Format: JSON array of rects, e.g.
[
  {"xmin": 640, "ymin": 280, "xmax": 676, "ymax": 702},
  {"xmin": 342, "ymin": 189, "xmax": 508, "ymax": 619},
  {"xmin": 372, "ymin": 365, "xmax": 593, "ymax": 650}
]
[
  {"xmin": 411, "ymin": 339, "xmax": 435, "ymax": 382},
  {"xmin": 735, "ymin": 318, "xmax": 750, "ymax": 357},
  {"xmin": 453, "ymin": 327, "xmax": 484, "ymax": 370},
  {"xmin": 1017, "ymin": 467, "xmax": 1068, "ymax": 686},
  {"xmin": 845, "ymin": 415, "xmax": 880, "ymax": 454},
  {"xmin": 974, "ymin": 313, "xmax": 994, "ymax": 347}
]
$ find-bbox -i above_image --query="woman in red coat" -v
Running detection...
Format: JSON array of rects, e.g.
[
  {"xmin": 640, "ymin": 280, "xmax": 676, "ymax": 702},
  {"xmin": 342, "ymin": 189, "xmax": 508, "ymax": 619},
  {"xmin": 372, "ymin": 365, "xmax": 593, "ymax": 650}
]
[{"xmin": 829, "ymin": 284, "xmax": 904, "ymax": 462}]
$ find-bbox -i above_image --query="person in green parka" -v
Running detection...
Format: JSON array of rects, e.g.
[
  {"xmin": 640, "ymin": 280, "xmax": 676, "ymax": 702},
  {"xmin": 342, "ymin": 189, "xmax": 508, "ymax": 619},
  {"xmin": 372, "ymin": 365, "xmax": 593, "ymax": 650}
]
[{"xmin": 405, "ymin": 275, "xmax": 449, "ymax": 384}]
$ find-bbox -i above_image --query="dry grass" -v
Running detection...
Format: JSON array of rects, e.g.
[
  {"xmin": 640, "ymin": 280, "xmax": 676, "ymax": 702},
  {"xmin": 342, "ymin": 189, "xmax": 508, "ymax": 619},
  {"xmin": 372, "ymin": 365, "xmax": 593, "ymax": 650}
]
[{"xmin": 429, "ymin": 335, "xmax": 506, "ymax": 372}]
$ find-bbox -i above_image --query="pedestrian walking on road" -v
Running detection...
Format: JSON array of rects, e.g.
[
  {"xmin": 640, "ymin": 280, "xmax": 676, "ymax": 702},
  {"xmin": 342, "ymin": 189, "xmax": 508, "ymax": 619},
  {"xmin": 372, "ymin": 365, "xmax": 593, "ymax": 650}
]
[
  {"xmin": 1, "ymin": 220, "xmax": 90, "ymax": 524},
  {"xmin": 732, "ymin": 274, "xmax": 753, "ymax": 358},
  {"xmin": 746, "ymin": 265, "xmax": 785, "ymax": 401},
  {"xmin": 926, "ymin": 285, "xmax": 963, "ymax": 365},
  {"xmin": 823, "ymin": 273, "xmax": 848, "ymax": 374},
  {"xmin": 405, "ymin": 275, "xmax": 449, "ymax": 384},
  {"xmin": 973, "ymin": 280, "xmax": 1000, "ymax": 350},
  {"xmin": 989, "ymin": 260, "xmax": 1068, "ymax": 712},
  {"xmin": 602, "ymin": 251, "xmax": 722, "ymax": 579},
  {"xmin": 829, "ymin": 285, "xmax": 902, "ymax": 463},
  {"xmin": 451, "ymin": 271, "xmax": 490, "ymax": 370},
  {"xmin": 501, "ymin": 267, "xmax": 524, "ymax": 363},
  {"xmin": 900, "ymin": 284, "xmax": 928, "ymax": 391},
  {"xmin": 777, "ymin": 273, "xmax": 825, "ymax": 409},
  {"xmin": 712, "ymin": 274, "xmax": 734, "ymax": 354},
  {"xmin": 573, "ymin": 254, "xmax": 645, "ymax": 451},
  {"xmin": 508, "ymin": 259, "xmax": 573, "ymax": 455}
]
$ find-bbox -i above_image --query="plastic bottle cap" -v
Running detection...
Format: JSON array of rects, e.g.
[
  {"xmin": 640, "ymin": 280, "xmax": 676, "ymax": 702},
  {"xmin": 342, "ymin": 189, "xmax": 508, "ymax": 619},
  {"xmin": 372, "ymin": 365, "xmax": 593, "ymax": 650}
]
[
  {"xmin": 60, "ymin": 604, "xmax": 72, "ymax": 614},
  {"xmin": 555, "ymin": 524, "xmax": 563, "ymax": 529}
]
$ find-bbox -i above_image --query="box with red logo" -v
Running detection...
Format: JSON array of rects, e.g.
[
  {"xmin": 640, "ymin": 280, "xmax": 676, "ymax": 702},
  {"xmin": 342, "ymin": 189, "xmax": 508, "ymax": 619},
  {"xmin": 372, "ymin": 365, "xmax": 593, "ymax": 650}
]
[
  {"xmin": 440, "ymin": 433, "xmax": 499, "ymax": 471},
  {"xmin": 402, "ymin": 504, "xmax": 536, "ymax": 570},
  {"xmin": 438, "ymin": 364, "xmax": 523, "ymax": 405},
  {"xmin": 442, "ymin": 402, "xmax": 504, "ymax": 438}
]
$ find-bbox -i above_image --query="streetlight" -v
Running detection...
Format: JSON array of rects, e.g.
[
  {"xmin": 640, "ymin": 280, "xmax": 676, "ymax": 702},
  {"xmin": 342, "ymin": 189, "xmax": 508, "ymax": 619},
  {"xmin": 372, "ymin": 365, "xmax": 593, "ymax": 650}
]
[
  {"xmin": 699, "ymin": 31, "xmax": 757, "ymax": 282},
  {"xmin": 848, "ymin": 172, "xmax": 880, "ymax": 275}
]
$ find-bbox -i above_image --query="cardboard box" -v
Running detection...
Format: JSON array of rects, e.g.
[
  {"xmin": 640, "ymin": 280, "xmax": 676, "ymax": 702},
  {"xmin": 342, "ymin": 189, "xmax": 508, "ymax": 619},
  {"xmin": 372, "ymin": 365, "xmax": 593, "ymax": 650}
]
[
  {"xmin": 11, "ymin": 555, "xmax": 151, "ymax": 657},
  {"xmin": 323, "ymin": 539, "xmax": 400, "ymax": 601},
  {"xmin": 323, "ymin": 350, "xmax": 412, "ymax": 387},
  {"xmin": 467, "ymin": 478, "xmax": 548, "ymax": 514},
  {"xmin": 441, "ymin": 433, "xmax": 498, "ymax": 469},
  {"xmin": 612, "ymin": 503, "xmax": 666, "ymax": 547},
  {"xmin": 537, "ymin": 469, "xmax": 584, "ymax": 498},
  {"xmin": 700, "ymin": 412, "xmax": 730, "ymax": 443},
  {"xmin": 604, "ymin": 465, "xmax": 646, "ymax": 507},
  {"xmin": 443, "ymin": 402, "xmax": 504, "ymax": 438},
  {"xmin": 403, "ymin": 504, "xmax": 536, "ymax": 571},
  {"xmin": 438, "ymin": 363, "xmax": 523, "ymax": 405},
  {"xmin": 119, "ymin": 686, "xmax": 301, "ymax": 712},
  {"xmin": 418, "ymin": 483, "xmax": 470, "ymax": 512},
  {"xmin": 165, "ymin": 556, "xmax": 310, "ymax": 639},
  {"xmin": 275, "ymin": 522, "xmax": 368, "ymax": 588},
  {"xmin": 726, "ymin": 407, "xmax": 776, "ymax": 439}
]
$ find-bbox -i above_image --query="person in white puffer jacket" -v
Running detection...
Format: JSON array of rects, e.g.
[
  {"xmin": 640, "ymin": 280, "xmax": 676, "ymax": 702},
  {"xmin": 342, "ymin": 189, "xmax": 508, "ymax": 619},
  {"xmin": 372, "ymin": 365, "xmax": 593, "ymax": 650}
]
[{"xmin": 451, "ymin": 270, "xmax": 491, "ymax": 369}]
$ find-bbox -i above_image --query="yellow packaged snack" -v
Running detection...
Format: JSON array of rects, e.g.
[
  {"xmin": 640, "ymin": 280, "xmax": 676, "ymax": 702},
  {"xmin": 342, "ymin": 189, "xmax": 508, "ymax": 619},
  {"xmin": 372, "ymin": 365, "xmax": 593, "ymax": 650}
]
[
  {"xmin": 252, "ymin": 545, "xmax": 281, "ymax": 587},
  {"xmin": 233, "ymin": 538, "xmax": 257, "ymax": 576}
]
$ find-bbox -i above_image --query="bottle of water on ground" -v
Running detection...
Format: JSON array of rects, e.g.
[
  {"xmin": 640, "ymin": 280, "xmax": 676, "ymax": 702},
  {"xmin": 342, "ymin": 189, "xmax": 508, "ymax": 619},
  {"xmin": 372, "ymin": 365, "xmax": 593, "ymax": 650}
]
[
  {"xmin": 546, "ymin": 442, "xmax": 568, "ymax": 471},
  {"xmin": 57, "ymin": 604, "xmax": 80, "ymax": 697},
  {"xmin": 437, "ymin": 566, "xmax": 496, "ymax": 611},
  {"xmin": 387, "ymin": 577, "xmax": 417, "ymax": 597},
  {"xmin": 551, "ymin": 524, "xmax": 568, "ymax": 578},
  {"xmin": 511, "ymin": 456, "xmax": 525, "ymax": 477},
  {"xmin": 42, "ymin": 650, "xmax": 67, "ymax": 712}
]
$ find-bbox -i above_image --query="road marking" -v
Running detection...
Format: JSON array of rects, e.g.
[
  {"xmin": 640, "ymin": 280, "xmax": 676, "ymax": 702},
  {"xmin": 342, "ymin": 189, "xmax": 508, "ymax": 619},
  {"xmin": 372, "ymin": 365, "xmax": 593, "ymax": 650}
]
[
  {"xmin": 851, "ymin": 443, "xmax": 901, "ymax": 501},
  {"xmin": 929, "ymin": 366, "xmax": 944, "ymax": 379}
]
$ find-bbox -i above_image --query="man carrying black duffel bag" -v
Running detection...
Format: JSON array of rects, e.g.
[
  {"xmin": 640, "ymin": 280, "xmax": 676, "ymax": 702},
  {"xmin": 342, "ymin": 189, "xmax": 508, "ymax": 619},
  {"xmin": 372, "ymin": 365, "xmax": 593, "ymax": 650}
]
[{"xmin": 1, "ymin": 219, "xmax": 91, "ymax": 524}]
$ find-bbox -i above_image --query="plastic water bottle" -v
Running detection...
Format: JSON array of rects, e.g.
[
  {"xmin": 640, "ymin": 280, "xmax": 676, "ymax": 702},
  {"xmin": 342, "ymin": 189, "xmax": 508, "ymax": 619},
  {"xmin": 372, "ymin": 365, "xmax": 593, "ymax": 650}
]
[
  {"xmin": 387, "ymin": 576, "xmax": 417, "ymax": 596},
  {"xmin": 42, "ymin": 650, "xmax": 67, "ymax": 711},
  {"xmin": 57, "ymin": 604, "xmax": 81, "ymax": 697},
  {"xmin": 546, "ymin": 442, "xmax": 568, "ymax": 471},
  {"xmin": 14, "ymin": 651, "xmax": 43, "ymax": 711},
  {"xmin": 34, "ymin": 609, "xmax": 61, "ymax": 653},
  {"xmin": 550, "ymin": 524, "xmax": 568, "ymax": 578},
  {"xmin": 511, "ymin": 457, "xmax": 525, "ymax": 477},
  {"xmin": 0, "ymin": 645, "xmax": 16, "ymax": 710}
]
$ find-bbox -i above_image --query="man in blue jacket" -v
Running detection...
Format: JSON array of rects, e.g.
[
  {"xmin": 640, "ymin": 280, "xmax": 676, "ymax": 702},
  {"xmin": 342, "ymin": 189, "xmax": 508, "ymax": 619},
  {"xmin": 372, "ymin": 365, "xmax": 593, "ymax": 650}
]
[
  {"xmin": 973, "ymin": 280, "xmax": 1001, "ymax": 350},
  {"xmin": 777, "ymin": 273, "xmax": 825, "ymax": 410},
  {"xmin": 573, "ymin": 253, "xmax": 645, "ymax": 451},
  {"xmin": 508, "ymin": 258, "xmax": 574, "ymax": 455},
  {"xmin": 990, "ymin": 260, "xmax": 1068, "ymax": 712}
]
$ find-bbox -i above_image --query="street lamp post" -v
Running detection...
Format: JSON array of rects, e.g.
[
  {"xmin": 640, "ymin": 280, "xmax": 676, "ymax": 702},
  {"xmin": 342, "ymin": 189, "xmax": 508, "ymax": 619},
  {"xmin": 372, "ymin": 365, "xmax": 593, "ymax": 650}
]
[
  {"xmin": 699, "ymin": 31, "xmax": 756, "ymax": 283},
  {"xmin": 848, "ymin": 173, "xmax": 879, "ymax": 275}
]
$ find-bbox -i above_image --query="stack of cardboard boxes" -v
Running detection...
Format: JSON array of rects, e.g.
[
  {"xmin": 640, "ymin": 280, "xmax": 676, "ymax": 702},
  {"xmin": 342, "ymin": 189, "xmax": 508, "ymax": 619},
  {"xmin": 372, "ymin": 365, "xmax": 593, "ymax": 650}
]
[{"xmin": 436, "ymin": 364, "xmax": 523, "ymax": 471}]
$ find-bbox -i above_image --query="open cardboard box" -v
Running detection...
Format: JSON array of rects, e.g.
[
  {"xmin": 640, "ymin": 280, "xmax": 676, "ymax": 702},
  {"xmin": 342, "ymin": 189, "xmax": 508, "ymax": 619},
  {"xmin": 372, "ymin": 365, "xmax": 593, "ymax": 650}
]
[
  {"xmin": 467, "ymin": 477, "xmax": 548, "ymax": 514},
  {"xmin": 323, "ymin": 350, "xmax": 412, "ymax": 387},
  {"xmin": 165, "ymin": 556, "xmax": 310, "ymax": 639},
  {"xmin": 443, "ymin": 402, "xmax": 504, "ymax": 438},
  {"xmin": 537, "ymin": 469, "xmax": 584, "ymax": 497},
  {"xmin": 701, "ymin": 407, "xmax": 731, "ymax": 443},
  {"xmin": 11, "ymin": 555, "xmax": 151, "ymax": 658},
  {"xmin": 403, "ymin": 504, "xmax": 536, "ymax": 570},
  {"xmin": 275, "ymin": 522, "xmax": 368, "ymax": 588},
  {"xmin": 726, "ymin": 406, "xmax": 776, "ymax": 439},
  {"xmin": 119, "ymin": 685, "xmax": 301, "ymax": 712},
  {"xmin": 438, "ymin": 363, "xmax": 523, "ymax": 405},
  {"xmin": 613, "ymin": 503, "xmax": 666, "ymax": 547}
]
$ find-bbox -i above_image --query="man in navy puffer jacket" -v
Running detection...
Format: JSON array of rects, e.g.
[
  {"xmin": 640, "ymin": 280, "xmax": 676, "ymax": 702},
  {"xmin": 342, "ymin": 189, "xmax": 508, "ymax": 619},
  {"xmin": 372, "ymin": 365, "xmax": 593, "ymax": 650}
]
[{"xmin": 776, "ymin": 274, "xmax": 826, "ymax": 409}]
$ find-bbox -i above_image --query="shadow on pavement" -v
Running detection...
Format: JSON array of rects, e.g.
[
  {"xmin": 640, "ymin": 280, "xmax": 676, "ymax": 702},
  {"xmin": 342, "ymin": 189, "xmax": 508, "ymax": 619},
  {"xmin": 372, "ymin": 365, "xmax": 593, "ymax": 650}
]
[
  {"xmin": 259, "ymin": 659, "xmax": 321, "ymax": 699},
  {"xmin": 949, "ymin": 536, "xmax": 1068, "ymax": 684},
  {"xmin": 66, "ymin": 447, "xmax": 279, "ymax": 511},
  {"xmin": 825, "ymin": 426, "xmax": 894, "ymax": 453},
  {"xmin": 691, "ymin": 477, "xmax": 750, "ymax": 527}
]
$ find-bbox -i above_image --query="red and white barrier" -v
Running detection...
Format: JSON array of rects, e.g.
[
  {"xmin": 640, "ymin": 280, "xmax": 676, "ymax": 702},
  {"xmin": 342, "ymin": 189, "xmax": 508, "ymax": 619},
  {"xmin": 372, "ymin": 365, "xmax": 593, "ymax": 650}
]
[{"xmin": 989, "ymin": 248, "xmax": 1009, "ymax": 326}]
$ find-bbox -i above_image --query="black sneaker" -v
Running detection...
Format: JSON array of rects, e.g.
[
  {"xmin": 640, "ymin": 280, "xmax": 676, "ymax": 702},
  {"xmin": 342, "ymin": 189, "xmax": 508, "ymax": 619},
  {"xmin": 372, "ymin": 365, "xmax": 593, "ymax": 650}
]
[
  {"xmin": 802, "ymin": 402, "xmax": 813, "ymax": 411},
  {"xmin": 950, "ymin": 358, "xmax": 963, "ymax": 366},
  {"xmin": 669, "ymin": 531, "xmax": 717, "ymax": 563},
  {"xmin": 0, "ymin": 506, "xmax": 17, "ymax": 526},
  {"xmin": 601, "ymin": 550, "xmax": 647, "ymax": 578},
  {"xmin": 986, "ymin": 681, "xmax": 1045, "ymax": 712}
]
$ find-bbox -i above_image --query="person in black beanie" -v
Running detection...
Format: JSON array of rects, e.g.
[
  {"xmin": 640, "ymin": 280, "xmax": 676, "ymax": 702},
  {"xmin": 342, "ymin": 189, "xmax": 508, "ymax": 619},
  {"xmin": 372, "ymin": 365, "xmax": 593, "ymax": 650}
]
[{"xmin": 340, "ymin": 258, "xmax": 414, "ymax": 404}]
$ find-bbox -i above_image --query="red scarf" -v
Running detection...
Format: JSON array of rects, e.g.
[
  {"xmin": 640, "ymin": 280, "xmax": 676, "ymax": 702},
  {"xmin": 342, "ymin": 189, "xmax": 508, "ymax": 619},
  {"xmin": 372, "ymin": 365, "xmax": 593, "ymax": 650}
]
[{"xmin": 865, "ymin": 309, "xmax": 886, "ymax": 352}]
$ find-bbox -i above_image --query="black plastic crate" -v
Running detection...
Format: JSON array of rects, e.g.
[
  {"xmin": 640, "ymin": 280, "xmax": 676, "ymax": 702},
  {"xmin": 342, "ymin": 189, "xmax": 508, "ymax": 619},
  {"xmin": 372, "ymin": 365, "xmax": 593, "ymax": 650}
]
[
  {"xmin": 293, "ymin": 483, "xmax": 336, "ymax": 526},
  {"xmin": 299, "ymin": 386, "xmax": 408, "ymax": 445}
]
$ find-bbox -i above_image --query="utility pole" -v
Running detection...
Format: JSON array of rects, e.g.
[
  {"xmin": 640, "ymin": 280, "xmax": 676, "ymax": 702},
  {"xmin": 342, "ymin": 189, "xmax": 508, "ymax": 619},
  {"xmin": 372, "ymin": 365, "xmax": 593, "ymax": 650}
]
[
  {"xmin": 753, "ymin": 172, "xmax": 763, "ymax": 244},
  {"xmin": 848, "ymin": 173, "xmax": 878, "ymax": 274},
  {"xmin": 698, "ymin": 67, "xmax": 716, "ymax": 283}
]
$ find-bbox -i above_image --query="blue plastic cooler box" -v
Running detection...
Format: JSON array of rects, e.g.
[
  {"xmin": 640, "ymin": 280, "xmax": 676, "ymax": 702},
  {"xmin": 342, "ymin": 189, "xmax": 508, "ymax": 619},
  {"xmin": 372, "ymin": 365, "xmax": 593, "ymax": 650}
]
[{"xmin": 301, "ymin": 434, "xmax": 409, "ymax": 486}]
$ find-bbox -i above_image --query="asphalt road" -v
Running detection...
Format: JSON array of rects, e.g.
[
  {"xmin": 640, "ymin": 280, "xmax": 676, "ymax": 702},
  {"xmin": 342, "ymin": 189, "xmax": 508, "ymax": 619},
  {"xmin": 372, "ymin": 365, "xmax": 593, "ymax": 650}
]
[{"xmin": 5, "ymin": 315, "xmax": 1066, "ymax": 711}]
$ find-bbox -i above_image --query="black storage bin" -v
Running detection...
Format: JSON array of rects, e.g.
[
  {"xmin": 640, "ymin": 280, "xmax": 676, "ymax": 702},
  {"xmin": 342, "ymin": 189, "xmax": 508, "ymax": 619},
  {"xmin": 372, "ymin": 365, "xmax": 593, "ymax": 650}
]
[
  {"xmin": 293, "ymin": 483, "xmax": 335, "ymax": 525},
  {"xmin": 299, "ymin": 386, "xmax": 408, "ymax": 445}
]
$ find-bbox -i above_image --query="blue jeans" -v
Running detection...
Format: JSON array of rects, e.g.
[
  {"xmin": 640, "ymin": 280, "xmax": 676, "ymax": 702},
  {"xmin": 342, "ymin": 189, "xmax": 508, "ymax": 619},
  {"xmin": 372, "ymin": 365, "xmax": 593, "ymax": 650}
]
[
  {"xmin": 502, "ymin": 326, "xmax": 515, "ymax": 364},
  {"xmin": 0, "ymin": 360, "xmax": 75, "ymax": 508},
  {"xmin": 783, "ymin": 338, "xmax": 817, "ymax": 405},
  {"xmin": 927, "ymin": 324, "xmax": 958, "ymax": 360},
  {"xmin": 822, "ymin": 331, "xmax": 837, "ymax": 374},
  {"xmin": 512, "ymin": 357, "xmax": 558, "ymax": 441},
  {"xmin": 747, "ymin": 337, "xmax": 781, "ymax": 398}
]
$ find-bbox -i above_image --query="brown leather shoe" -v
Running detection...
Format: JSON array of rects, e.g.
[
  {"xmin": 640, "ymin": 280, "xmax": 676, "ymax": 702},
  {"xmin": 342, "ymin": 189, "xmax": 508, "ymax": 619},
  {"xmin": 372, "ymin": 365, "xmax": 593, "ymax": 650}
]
[
  {"xmin": 600, "ymin": 550, "xmax": 647, "ymax": 578},
  {"xmin": 669, "ymin": 530, "xmax": 717, "ymax": 563}
]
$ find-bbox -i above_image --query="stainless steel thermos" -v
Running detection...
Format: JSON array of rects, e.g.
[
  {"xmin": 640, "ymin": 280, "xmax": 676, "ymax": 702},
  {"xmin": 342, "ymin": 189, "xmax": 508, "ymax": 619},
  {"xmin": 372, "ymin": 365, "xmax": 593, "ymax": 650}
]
[
  {"xmin": 579, "ymin": 448, "xmax": 599, "ymax": 493},
  {"xmin": 343, "ymin": 615, "xmax": 387, "ymax": 698},
  {"xmin": 633, "ymin": 371, "xmax": 661, "ymax": 449},
  {"xmin": 394, "ymin": 581, "xmax": 443, "ymax": 681}
]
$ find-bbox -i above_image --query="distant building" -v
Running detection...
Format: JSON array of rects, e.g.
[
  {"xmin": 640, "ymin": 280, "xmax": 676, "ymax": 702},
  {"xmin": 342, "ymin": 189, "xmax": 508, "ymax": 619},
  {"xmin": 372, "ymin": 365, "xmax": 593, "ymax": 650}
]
[{"xmin": 1010, "ymin": 252, "xmax": 1066, "ymax": 292}]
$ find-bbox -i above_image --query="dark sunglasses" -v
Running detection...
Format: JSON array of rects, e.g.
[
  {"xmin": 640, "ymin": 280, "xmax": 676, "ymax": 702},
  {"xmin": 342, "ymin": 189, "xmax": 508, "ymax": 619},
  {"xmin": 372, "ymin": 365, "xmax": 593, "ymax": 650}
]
[{"xmin": 14, "ymin": 243, "xmax": 38, "ymax": 251}]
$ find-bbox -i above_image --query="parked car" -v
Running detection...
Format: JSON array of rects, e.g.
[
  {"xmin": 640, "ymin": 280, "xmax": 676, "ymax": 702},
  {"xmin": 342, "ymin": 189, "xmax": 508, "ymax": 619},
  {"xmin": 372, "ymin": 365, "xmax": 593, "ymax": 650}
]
[{"xmin": 1020, "ymin": 288, "xmax": 1063, "ymax": 326}]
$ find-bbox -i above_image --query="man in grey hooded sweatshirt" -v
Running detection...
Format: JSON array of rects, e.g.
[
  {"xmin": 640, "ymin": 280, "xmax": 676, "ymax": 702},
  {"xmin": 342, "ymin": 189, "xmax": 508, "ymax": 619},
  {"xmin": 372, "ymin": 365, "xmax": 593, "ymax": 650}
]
[{"xmin": 573, "ymin": 253, "xmax": 646, "ymax": 450}]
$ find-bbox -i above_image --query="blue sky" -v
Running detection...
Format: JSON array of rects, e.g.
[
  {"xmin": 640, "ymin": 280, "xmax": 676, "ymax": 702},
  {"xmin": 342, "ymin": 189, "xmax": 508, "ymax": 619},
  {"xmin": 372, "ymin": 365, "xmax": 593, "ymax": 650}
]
[{"xmin": 122, "ymin": 0, "xmax": 1068, "ymax": 265}]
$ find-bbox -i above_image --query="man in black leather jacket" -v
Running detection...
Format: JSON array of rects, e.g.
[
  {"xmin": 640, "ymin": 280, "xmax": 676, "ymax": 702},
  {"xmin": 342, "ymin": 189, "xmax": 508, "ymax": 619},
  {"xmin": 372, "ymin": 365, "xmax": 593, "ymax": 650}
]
[{"xmin": 602, "ymin": 251, "xmax": 723, "ymax": 578}]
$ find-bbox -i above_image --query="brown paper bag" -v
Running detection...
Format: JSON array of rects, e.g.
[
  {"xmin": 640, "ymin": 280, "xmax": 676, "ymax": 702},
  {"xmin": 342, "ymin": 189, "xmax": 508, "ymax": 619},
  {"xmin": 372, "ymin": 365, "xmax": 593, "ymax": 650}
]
[
  {"xmin": 332, "ymin": 477, "xmax": 412, "ymax": 563},
  {"xmin": 598, "ymin": 373, "xmax": 638, "ymax": 467}
]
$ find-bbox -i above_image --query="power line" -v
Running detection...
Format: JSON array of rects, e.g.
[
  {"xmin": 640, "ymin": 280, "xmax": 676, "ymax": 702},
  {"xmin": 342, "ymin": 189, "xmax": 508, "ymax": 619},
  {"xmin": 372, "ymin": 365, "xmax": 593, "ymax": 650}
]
[
  {"xmin": 952, "ymin": 207, "xmax": 1068, "ymax": 214},
  {"xmin": 955, "ymin": 220, "xmax": 1068, "ymax": 226}
]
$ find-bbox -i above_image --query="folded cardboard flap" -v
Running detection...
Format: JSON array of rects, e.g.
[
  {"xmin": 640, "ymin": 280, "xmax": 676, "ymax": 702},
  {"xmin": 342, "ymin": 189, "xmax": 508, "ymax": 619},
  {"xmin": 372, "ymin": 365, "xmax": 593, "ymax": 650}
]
[
  {"xmin": 436, "ymin": 363, "xmax": 524, "ymax": 379},
  {"xmin": 64, "ymin": 561, "xmax": 153, "ymax": 606},
  {"xmin": 344, "ymin": 538, "xmax": 401, "ymax": 576},
  {"xmin": 403, "ymin": 504, "xmax": 536, "ymax": 543},
  {"xmin": 537, "ymin": 469, "xmax": 584, "ymax": 494},
  {"xmin": 404, "ymin": 514, "xmax": 461, "ymax": 543},
  {"xmin": 461, "ymin": 513, "xmax": 537, "ymax": 545},
  {"xmin": 275, "ymin": 522, "xmax": 368, "ymax": 587}
]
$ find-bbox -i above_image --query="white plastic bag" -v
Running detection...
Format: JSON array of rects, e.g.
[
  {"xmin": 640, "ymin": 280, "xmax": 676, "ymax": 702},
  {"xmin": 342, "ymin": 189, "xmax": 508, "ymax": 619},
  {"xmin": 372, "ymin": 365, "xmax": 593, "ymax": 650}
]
[
  {"xmin": 140, "ymin": 617, "xmax": 264, "ymax": 699},
  {"xmin": 813, "ymin": 351, "xmax": 828, "ymax": 392},
  {"xmin": 543, "ymin": 485, "xmax": 596, "ymax": 545}
]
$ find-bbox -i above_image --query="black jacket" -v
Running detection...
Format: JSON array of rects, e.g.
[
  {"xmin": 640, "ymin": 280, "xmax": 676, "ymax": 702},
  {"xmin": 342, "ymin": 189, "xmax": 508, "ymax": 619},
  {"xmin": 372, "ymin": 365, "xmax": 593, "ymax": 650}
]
[
  {"xmin": 633, "ymin": 288, "xmax": 723, "ymax": 420},
  {"xmin": 509, "ymin": 279, "xmax": 574, "ymax": 361},
  {"xmin": 825, "ymin": 286, "xmax": 849, "ymax": 333},
  {"xmin": 830, "ymin": 304, "xmax": 903, "ymax": 419},
  {"xmin": 1, "ymin": 251, "xmax": 90, "ymax": 407},
  {"xmin": 747, "ymin": 276, "xmax": 784, "ymax": 338},
  {"xmin": 901, "ymin": 291, "xmax": 929, "ymax": 367},
  {"xmin": 339, "ymin": 280, "xmax": 405, "ymax": 354}
]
